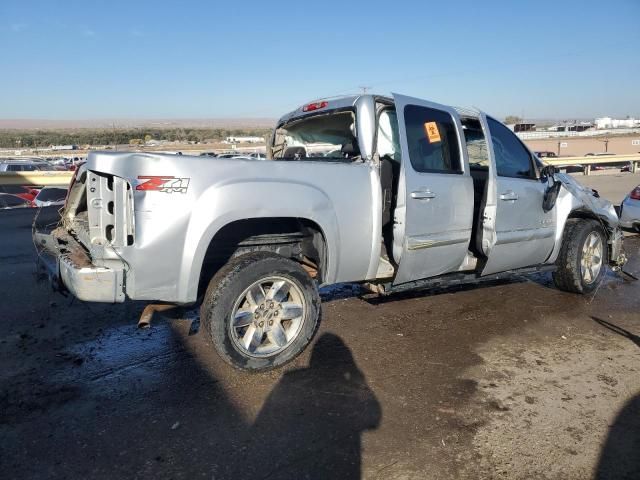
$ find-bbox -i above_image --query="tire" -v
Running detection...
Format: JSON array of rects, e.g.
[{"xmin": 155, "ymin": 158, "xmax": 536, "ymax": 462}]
[
  {"xmin": 553, "ymin": 218, "xmax": 608, "ymax": 294},
  {"xmin": 200, "ymin": 251, "xmax": 321, "ymax": 371}
]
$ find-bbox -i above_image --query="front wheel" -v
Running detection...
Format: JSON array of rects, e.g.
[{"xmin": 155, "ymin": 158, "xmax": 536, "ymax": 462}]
[
  {"xmin": 200, "ymin": 252, "xmax": 321, "ymax": 371},
  {"xmin": 553, "ymin": 218, "xmax": 608, "ymax": 294}
]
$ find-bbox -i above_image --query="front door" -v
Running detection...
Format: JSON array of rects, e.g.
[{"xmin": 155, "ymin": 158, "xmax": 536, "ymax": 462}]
[
  {"xmin": 481, "ymin": 116, "xmax": 556, "ymax": 275},
  {"xmin": 392, "ymin": 94, "xmax": 474, "ymax": 285}
]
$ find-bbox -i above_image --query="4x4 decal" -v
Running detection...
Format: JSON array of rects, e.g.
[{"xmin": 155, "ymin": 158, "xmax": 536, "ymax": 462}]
[{"xmin": 136, "ymin": 176, "xmax": 190, "ymax": 193}]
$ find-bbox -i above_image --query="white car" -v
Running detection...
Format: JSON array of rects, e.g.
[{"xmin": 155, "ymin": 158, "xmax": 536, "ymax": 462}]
[
  {"xmin": 619, "ymin": 185, "xmax": 640, "ymax": 232},
  {"xmin": 33, "ymin": 187, "xmax": 68, "ymax": 207}
]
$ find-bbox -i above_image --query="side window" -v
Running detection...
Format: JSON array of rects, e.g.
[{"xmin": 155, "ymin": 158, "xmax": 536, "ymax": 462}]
[
  {"xmin": 404, "ymin": 105, "xmax": 461, "ymax": 174},
  {"xmin": 7, "ymin": 164, "xmax": 22, "ymax": 171},
  {"xmin": 488, "ymin": 118, "xmax": 535, "ymax": 179}
]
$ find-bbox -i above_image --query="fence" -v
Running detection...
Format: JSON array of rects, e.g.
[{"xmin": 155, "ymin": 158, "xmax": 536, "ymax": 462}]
[{"xmin": 0, "ymin": 154, "xmax": 639, "ymax": 187}]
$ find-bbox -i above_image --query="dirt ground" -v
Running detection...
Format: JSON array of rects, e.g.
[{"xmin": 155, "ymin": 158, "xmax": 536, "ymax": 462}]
[{"xmin": 0, "ymin": 204, "xmax": 638, "ymax": 479}]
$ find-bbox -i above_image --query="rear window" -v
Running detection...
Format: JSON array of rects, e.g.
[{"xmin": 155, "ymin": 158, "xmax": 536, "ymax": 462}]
[
  {"xmin": 272, "ymin": 110, "xmax": 359, "ymax": 160},
  {"xmin": 404, "ymin": 105, "xmax": 462, "ymax": 174},
  {"xmin": 36, "ymin": 188, "xmax": 67, "ymax": 202}
]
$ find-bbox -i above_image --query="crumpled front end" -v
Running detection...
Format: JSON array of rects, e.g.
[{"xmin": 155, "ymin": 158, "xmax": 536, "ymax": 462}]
[{"xmin": 555, "ymin": 173, "xmax": 626, "ymax": 268}]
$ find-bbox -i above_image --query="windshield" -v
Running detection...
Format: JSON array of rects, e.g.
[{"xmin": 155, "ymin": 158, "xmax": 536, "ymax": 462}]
[{"xmin": 271, "ymin": 111, "xmax": 360, "ymax": 161}]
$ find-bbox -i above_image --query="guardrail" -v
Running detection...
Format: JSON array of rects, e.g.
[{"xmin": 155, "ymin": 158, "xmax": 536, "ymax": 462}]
[
  {"xmin": 0, "ymin": 171, "xmax": 74, "ymax": 186},
  {"xmin": 544, "ymin": 154, "xmax": 640, "ymax": 175},
  {"xmin": 0, "ymin": 154, "xmax": 638, "ymax": 186}
]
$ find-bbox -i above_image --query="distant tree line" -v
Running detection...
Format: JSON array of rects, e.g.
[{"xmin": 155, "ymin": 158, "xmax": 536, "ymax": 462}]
[
  {"xmin": 0, "ymin": 127, "xmax": 273, "ymax": 149},
  {"xmin": 504, "ymin": 116, "xmax": 523, "ymax": 125}
]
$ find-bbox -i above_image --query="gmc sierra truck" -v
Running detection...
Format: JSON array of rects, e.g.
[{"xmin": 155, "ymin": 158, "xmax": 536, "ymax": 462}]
[{"xmin": 36, "ymin": 94, "xmax": 626, "ymax": 371}]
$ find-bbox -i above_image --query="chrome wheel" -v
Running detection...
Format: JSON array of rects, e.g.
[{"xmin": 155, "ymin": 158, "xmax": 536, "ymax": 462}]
[
  {"xmin": 229, "ymin": 276, "xmax": 306, "ymax": 357},
  {"xmin": 581, "ymin": 232, "xmax": 603, "ymax": 285}
]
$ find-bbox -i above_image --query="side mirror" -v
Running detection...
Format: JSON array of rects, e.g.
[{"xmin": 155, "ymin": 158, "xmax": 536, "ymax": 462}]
[
  {"xmin": 543, "ymin": 180, "xmax": 562, "ymax": 212},
  {"xmin": 540, "ymin": 164, "xmax": 556, "ymax": 180}
]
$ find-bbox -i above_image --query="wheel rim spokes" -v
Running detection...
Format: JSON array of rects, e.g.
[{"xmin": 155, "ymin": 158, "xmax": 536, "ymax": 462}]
[
  {"xmin": 230, "ymin": 276, "xmax": 306, "ymax": 357},
  {"xmin": 581, "ymin": 232, "xmax": 603, "ymax": 285},
  {"xmin": 280, "ymin": 302, "xmax": 303, "ymax": 320},
  {"xmin": 233, "ymin": 310, "xmax": 254, "ymax": 328}
]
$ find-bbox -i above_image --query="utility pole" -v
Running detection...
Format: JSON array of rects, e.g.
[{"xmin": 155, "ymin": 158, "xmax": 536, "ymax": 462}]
[{"xmin": 597, "ymin": 137, "xmax": 609, "ymax": 153}]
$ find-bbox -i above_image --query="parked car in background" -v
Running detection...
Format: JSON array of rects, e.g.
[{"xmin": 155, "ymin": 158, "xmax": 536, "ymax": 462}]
[
  {"xmin": 249, "ymin": 153, "xmax": 267, "ymax": 159},
  {"xmin": 0, "ymin": 159, "xmax": 56, "ymax": 172},
  {"xmin": 619, "ymin": 185, "xmax": 640, "ymax": 232},
  {"xmin": 621, "ymin": 162, "xmax": 633, "ymax": 173},
  {"xmin": 0, "ymin": 193, "xmax": 32, "ymax": 209},
  {"xmin": 584, "ymin": 153, "xmax": 620, "ymax": 171},
  {"xmin": 33, "ymin": 187, "xmax": 68, "ymax": 208},
  {"xmin": 49, "ymin": 158, "xmax": 68, "ymax": 170},
  {"xmin": 534, "ymin": 151, "xmax": 557, "ymax": 158},
  {"xmin": 199, "ymin": 152, "xmax": 218, "ymax": 157}
]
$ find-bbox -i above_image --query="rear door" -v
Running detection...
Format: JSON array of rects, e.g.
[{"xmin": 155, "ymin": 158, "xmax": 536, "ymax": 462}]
[
  {"xmin": 392, "ymin": 94, "xmax": 474, "ymax": 284},
  {"xmin": 481, "ymin": 117, "xmax": 556, "ymax": 275}
]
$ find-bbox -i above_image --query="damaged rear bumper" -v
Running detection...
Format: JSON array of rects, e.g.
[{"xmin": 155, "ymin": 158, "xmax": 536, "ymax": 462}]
[{"xmin": 35, "ymin": 228, "xmax": 126, "ymax": 303}]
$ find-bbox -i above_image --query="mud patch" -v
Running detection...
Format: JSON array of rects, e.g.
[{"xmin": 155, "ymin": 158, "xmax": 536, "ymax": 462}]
[{"xmin": 460, "ymin": 313, "xmax": 640, "ymax": 479}]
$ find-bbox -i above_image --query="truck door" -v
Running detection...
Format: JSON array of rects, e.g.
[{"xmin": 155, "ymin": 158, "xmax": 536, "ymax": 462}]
[
  {"xmin": 392, "ymin": 94, "xmax": 474, "ymax": 285},
  {"xmin": 480, "ymin": 116, "xmax": 556, "ymax": 275}
]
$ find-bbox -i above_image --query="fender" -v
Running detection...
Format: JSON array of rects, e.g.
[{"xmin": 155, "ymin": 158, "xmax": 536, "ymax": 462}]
[
  {"xmin": 178, "ymin": 179, "xmax": 341, "ymax": 303},
  {"xmin": 546, "ymin": 174, "xmax": 620, "ymax": 264}
]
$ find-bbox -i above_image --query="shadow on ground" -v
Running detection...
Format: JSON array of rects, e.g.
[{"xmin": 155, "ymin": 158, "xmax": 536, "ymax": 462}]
[{"xmin": 592, "ymin": 317, "xmax": 640, "ymax": 480}]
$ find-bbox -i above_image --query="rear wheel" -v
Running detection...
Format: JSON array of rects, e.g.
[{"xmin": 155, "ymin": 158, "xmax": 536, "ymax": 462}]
[
  {"xmin": 553, "ymin": 218, "xmax": 608, "ymax": 294},
  {"xmin": 200, "ymin": 252, "xmax": 321, "ymax": 371}
]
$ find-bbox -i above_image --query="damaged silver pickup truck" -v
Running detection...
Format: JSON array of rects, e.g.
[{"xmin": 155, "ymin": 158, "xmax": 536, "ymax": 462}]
[{"xmin": 36, "ymin": 94, "xmax": 626, "ymax": 371}]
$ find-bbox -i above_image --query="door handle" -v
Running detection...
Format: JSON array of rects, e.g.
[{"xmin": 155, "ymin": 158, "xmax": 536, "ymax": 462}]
[
  {"xmin": 500, "ymin": 190, "xmax": 519, "ymax": 201},
  {"xmin": 411, "ymin": 190, "xmax": 436, "ymax": 200}
]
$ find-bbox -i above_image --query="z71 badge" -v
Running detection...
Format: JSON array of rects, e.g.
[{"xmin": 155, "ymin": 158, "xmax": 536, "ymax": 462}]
[{"xmin": 136, "ymin": 176, "xmax": 190, "ymax": 193}]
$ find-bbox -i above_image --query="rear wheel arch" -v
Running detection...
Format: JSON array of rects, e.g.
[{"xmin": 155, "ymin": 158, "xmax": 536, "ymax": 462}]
[{"xmin": 196, "ymin": 217, "xmax": 329, "ymax": 298}]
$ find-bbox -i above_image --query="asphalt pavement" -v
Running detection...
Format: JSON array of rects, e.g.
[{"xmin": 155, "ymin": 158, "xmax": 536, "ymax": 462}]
[{"xmin": 0, "ymin": 176, "xmax": 639, "ymax": 479}]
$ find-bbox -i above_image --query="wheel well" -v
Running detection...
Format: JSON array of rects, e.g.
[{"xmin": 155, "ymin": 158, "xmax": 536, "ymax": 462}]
[
  {"xmin": 566, "ymin": 209, "xmax": 611, "ymax": 234},
  {"xmin": 198, "ymin": 217, "xmax": 327, "ymax": 296}
]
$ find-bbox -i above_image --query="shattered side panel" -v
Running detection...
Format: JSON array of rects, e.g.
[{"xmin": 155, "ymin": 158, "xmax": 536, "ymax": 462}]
[
  {"xmin": 546, "ymin": 173, "xmax": 622, "ymax": 265},
  {"xmin": 556, "ymin": 174, "xmax": 619, "ymax": 226}
]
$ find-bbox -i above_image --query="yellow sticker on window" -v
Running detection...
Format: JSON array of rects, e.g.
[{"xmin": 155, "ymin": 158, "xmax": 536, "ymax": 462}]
[{"xmin": 424, "ymin": 122, "xmax": 442, "ymax": 143}]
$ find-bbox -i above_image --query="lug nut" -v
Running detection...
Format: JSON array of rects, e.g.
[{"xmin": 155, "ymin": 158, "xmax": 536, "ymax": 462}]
[
  {"xmin": 269, "ymin": 320, "xmax": 274, "ymax": 326},
  {"xmin": 259, "ymin": 321, "xmax": 264, "ymax": 327},
  {"xmin": 255, "ymin": 313, "xmax": 260, "ymax": 319}
]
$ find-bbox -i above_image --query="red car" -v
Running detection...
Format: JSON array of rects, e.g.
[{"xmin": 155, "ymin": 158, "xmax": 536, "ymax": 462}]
[{"xmin": 14, "ymin": 186, "xmax": 41, "ymax": 203}]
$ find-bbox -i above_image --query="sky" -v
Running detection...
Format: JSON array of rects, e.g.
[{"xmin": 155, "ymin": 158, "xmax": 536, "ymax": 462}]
[{"xmin": 0, "ymin": 0, "xmax": 639, "ymax": 120}]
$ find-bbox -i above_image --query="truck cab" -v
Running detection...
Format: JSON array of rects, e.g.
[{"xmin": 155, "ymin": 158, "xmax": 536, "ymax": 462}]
[{"xmin": 270, "ymin": 94, "xmax": 589, "ymax": 287}]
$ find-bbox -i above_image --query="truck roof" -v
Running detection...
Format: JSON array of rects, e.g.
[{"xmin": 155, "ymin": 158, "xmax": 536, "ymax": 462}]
[{"xmin": 277, "ymin": 94, "xmax": 392, "ymax": 127}]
